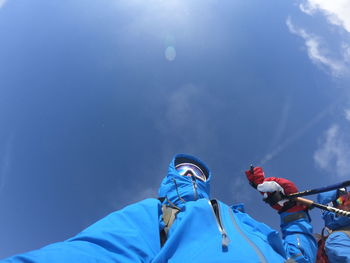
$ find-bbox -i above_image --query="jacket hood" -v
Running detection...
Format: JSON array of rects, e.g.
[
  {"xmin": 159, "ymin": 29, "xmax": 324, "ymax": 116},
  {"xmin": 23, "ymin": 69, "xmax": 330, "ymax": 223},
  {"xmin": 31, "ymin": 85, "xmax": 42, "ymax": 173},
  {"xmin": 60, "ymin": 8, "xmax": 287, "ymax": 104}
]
[
  {"xmin": 158, "ymin": 154, "xmax": 211, "ymax": 208},
  {"xmin": 317, "ymin": 190, "xmax": 350, "ymax": 230}
]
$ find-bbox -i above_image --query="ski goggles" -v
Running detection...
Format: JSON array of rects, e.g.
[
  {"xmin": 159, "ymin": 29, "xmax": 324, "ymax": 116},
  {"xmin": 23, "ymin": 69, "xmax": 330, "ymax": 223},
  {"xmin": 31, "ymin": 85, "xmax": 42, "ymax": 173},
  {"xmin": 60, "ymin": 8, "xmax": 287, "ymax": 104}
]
[
  {"xmin": 175, "ymin": 163, "xmax": 207, "ymax": 182},
  {"xmin": 335, "ymin": 192, "xmax": 350, "ymax": 208}
]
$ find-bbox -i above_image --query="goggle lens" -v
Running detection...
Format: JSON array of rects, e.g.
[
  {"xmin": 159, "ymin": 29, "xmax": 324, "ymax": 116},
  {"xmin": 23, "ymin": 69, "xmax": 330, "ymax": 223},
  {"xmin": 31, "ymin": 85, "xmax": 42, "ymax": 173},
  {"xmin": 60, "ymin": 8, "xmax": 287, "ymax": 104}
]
[{"xmin": 175, "ymin": 163, "xmax": 207, "ymax": 182}]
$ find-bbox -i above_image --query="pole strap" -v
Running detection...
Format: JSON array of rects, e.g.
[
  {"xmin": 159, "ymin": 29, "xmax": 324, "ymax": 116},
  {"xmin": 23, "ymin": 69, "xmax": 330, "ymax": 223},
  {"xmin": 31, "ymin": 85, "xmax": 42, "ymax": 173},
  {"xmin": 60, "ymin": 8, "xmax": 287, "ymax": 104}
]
[{"xmin": 282, "ymin": 211, "xmax": 309, "ymax": 224}]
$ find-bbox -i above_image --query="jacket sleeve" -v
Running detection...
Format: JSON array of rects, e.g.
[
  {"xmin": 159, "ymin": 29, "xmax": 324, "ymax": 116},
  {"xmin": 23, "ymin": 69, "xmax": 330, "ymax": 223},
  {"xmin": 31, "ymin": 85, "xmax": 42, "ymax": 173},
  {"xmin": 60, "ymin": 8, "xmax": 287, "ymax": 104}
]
[
  {"xmin": 280, "ymin": 211, "xmax": 317, "ymax": 263},
  {"xmin": 325, "ymin": 231, "xmax": 350, "ymax": 263},
  {"xmin": 1, "ymin": 198, "xmax": 162, "ymax": 263}
]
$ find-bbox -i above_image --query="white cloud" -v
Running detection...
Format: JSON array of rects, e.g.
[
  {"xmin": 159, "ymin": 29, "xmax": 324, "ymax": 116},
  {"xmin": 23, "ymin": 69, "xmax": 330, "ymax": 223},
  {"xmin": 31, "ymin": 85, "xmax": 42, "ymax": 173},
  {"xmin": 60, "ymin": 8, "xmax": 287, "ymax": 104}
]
[
  {"xmin": 286, "ymin": 18, "xmax": 347, "ymax": 76},
  {"xmin": 300, "ymin": 0, "xmax": 350, "ymax": 33},
  {"xmin": 314, "ymin": 125, "xmax": 350, "ymax": 178},
  {"xmin": 0, "ymin": 0, "xmax": 6, "ymax": 8}
]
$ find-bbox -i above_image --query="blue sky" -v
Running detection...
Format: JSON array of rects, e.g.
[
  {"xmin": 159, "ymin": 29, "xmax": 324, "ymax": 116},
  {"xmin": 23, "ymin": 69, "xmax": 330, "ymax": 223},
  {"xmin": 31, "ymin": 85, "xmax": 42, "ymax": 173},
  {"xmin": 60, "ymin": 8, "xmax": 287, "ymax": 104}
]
[{"xmin": 1, "ymin": 0, "xmax": 350, "ymax": 258}]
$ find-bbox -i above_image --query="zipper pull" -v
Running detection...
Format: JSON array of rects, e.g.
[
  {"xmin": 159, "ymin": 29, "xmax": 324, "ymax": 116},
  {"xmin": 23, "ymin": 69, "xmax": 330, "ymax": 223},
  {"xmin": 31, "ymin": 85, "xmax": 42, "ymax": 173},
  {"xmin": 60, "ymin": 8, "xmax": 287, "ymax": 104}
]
[{"xmin": 222, "ymin": 233, "xmax": 231, "ymax": 247}]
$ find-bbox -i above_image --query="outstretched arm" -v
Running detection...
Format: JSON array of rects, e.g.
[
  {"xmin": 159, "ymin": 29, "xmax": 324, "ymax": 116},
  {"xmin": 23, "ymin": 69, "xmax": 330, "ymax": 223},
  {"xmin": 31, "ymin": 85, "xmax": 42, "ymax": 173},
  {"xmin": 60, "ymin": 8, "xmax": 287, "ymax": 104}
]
[{"xmin": 1, "ymin": 198, "xmax": 162, "ymax": 263}]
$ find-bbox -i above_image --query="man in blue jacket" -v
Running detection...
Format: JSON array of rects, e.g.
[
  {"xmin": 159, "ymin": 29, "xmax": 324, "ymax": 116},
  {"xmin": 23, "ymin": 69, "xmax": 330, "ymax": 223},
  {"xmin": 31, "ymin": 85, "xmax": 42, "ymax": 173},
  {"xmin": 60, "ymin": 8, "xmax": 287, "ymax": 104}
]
[
  {"xmin": 317, "ymin": 189, "xmax": 350, "ymax": 262},
  {"xmin": 2, "ymin": 154, "xmax": 316, "ymax": 262}
]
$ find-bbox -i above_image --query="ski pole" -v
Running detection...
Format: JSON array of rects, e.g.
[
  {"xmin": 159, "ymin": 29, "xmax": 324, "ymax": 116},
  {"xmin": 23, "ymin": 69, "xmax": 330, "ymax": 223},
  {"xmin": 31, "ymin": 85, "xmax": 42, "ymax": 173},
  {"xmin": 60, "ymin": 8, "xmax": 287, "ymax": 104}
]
[
  {"xmin": 248, "ymin": 166, "xmax": 350, "ymax": 216},
  {"xmin": 291, "ymin": 196, "xmax": 350, "ymax": 217},
  {"xmin": 287, "ymin": 180, "xmax": 350, "ymax": 198}
]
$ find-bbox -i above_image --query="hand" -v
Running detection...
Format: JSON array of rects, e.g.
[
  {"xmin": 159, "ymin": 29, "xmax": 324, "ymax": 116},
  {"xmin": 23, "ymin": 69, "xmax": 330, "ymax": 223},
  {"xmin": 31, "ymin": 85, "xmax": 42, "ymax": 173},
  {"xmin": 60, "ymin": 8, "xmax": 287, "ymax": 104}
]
[{"xmin": 245, "ymin": 167, "xmax": 307, "ymax": 213}]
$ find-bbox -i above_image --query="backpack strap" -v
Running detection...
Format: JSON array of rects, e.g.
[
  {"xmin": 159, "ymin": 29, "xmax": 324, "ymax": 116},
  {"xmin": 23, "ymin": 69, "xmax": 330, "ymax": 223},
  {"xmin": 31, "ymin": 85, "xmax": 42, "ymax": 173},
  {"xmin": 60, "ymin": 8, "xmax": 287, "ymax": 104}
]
[
  {"xmin": 316, "ymin": 227, "xmax": 330, "ymax": 263},
  {"xmin": 162, "ymin": 205, "xmax": 180, "ymax": 234},
  {"xmin": 315, "ymin": 226, "xmax": 350, "ymax": 263},
  {"xmin": 160, "ymin": 204, "xmax": 180, "ymax": 247}
]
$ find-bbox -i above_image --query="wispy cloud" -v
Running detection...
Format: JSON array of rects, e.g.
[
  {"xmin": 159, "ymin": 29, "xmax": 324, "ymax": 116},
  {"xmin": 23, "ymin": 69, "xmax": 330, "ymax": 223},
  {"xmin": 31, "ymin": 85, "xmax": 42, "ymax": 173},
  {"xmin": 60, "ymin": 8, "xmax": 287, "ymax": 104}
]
[
  {"xmin": 156, "ymin": 84, "xmax": 221, "ymax": 155},
  {"xmin": 230, "ymin": 175, "xmax": 254, "ymax": 205},
  {"xmin": 300, "ymin": 0, "xmax": 350, "ymax": 33},
  {"xmin": 259, "ymin": 101, "xmax": 335, "ymax": 165},
  {"xmin": 266, "ymin": 97, "xmax": 291, "ymax": 152},
  {"xmin": 286, "ymin": 18, "xmax": 347, "ymax": 76},
  {"xmin": 343, "ymin": 43, "xmax": 350, "ymax": 62},
  {"xmin": 130, "ymin": 186, "xmax": 159, "ymax": 203},
  {"xmin": 0, "ymin": 0, "xmax": 7, "ymax": 8},
  {"xmin": 0, "ymin": 135, "xmax": 14, "ymax": 192},
  {"xmin": 345, "ymin": 109, "xmax": 350, "ymax": 122},
  {"xmin": 289, "ymin": 1, "xmax": 350, "ymax": 178},
  {"xmin": 314, "ymin": 124, "xmax": 350, "ymax": 178}
]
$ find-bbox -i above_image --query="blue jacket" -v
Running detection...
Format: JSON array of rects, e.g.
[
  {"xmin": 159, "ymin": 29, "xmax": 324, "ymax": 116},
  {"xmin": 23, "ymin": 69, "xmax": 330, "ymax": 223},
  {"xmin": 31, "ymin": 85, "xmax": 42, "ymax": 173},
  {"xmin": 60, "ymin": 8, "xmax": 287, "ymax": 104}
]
[
  {"xmin": 318, "ymin": 190, "xmax": 350, "ymax": 262},
  {"xmin": 2, "ymin": 154, "xmax": 316, "ymax": 262}
]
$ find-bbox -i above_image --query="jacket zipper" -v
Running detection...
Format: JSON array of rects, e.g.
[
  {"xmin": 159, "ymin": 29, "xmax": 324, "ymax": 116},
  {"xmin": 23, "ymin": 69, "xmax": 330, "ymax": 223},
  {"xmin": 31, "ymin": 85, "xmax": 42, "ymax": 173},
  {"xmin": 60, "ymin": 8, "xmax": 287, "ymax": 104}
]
[
  {"xmin": 191, "ymin": 176, "xmax": 198, "ymax": 200},
  {"xmin": 209, "ymin": 200, "xmax": 230, "ymax": 247},
  {"xmin": 228, "ymin": 208, "xmax": 268, "ymax": 263}
]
